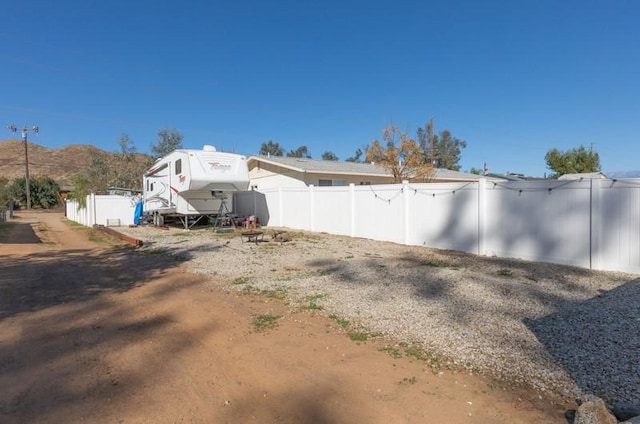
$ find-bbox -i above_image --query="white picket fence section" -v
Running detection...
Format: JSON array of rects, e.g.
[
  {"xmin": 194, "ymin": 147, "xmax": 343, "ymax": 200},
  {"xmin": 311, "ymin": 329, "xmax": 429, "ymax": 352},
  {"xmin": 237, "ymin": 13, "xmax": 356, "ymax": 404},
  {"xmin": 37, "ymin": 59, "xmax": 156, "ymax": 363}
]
[
  {"xmin": 235, "ymin": 179, "xmax": 640, "ymax": 274},
  {"xmin": 65, "ymin": 194, "xmax": 139, "ymax": 227}
]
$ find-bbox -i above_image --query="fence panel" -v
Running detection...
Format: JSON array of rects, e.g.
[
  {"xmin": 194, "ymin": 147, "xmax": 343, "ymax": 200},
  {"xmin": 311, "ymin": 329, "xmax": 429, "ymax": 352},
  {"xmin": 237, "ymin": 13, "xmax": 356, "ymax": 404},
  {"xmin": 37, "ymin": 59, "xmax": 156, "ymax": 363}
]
[
  {"xmin": 407, "ymin": 182, "xmax": 479, "ymax": 253},
  {"xmin": 65, "ymin": 195, "xmax": 138, "ymax": 227},
  {"xmin": 312, "ymin": 186, "xmax": 352, "ymax": 235},
  {"xmin": 352, "ymin": 185, "xmax": 406, "ymax": 244},
  {"xmin": 595, "ymin": 179, "xmax": 640, "ymax": 273},
  {"xmin": 484, "ymin": 181, "xmax": 592, "ymax": 268}
]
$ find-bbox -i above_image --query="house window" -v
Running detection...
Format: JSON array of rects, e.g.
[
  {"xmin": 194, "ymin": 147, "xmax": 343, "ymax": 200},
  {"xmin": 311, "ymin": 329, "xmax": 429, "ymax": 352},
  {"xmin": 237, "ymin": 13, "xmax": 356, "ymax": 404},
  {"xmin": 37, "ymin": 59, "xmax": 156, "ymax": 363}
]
[
  {"xmin": 318, "ymin": 179, "xmax": 332, "ymax": 186},
  {"xmin": 359, "ymin": 181, "xmax": 371, "ymax": 185},
  {"xmin": 175, "ymin": 159, "xmax": 182, "ymax": 175}
]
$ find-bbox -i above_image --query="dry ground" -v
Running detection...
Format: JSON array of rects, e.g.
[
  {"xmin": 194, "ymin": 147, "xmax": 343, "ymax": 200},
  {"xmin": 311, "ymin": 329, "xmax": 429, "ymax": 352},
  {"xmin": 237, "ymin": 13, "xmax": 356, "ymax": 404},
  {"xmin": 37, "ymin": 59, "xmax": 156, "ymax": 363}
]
[{"xmin": 0, "ymin": 211, "xmax": 570, "ymax": 423}]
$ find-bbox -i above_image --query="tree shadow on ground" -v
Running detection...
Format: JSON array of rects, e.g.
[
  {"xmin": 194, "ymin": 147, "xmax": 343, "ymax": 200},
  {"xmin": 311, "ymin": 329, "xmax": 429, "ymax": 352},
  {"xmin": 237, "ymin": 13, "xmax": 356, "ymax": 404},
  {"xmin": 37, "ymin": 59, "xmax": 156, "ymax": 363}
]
[
  {"xmin": 0, "ymin": 269, "xmax": 214, "ymax": 422},
  {"xmin": 227, "ymin": 385, "xmax": 369, "ymax": 424},
  {"xmin": 0, "ymin": 245, "xmax": 184, "ymax": 319},
  {"xmin": 524, "ymin": 278, "xmax": 640, "ymax": 404},
  {"xmin": 0, "ymin": 223, "xmax": 42, "ymax": 244},
  {"xmin": 0, "ymin": 238, "xmax": 220, "ymax": 422}
]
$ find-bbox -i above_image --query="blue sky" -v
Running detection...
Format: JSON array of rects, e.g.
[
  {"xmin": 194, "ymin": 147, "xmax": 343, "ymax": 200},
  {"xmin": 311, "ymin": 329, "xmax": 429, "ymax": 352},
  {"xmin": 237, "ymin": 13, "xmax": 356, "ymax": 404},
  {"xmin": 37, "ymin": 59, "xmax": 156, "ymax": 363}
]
[{"xmin": 1, "ymin": 0, "xmax": 638, "ymax": 176}]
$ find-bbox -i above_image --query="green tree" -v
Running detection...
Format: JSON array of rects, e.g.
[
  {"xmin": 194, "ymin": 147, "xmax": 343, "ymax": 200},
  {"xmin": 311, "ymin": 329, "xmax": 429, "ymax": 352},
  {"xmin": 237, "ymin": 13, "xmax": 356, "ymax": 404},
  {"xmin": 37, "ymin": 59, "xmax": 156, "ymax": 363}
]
[
  {"xmin": 70, "ymin": 174, "xmax": 90, "ymax": 209},
  {"xmin": 287, "ymin": 145, "xmax": 311, "ymax": 158},
  {"xmin": 259, "ymin": 140, "xmax": 284, "ymax": 156},
  {"xmin": 86, "ymin": 152, "xmax": 112, "ymax": 194},
  {"xmin": 417, "ymin": 123, "xmax": 467, "ymax": 170},
  {"xmin": 345, "ymin": 147, "xmax": 364, "ymax": 163},
  {"xmin": 151, "ymin": 128, "xmax": 183, "ymax": 157},
  {"xmin": 7, "ymin": 178, "xmax": 27, "ymax": 208},
  {"xmin": 6, "ymin": 176, "xmax": 60, "ymax": 209},
  {"xmin": 0, "ymin": 177, "xmax": 9, "ymax": 206},
  {"xmin": 433, "ymin": 131, "xmax": 466, "ymax": 170},
  {"xmin": 544, "ymin": 145, "xmax": 600, "ymax": 178},
  {"xmin": 469, "ymin": 167, "xmax": 481, "ymax": 175},
  {"xmin": 31, "ymin": 176, "xmax": 60, "ymax": 209},
  {"xmin": 321, "ymin": 151, "xmax": 339, "ymax": 161},
  {"xmin": 366, "ymin": 126, "xmax": 433, "ymax": 183},
  {"xmin": 114, "ymin": 134, "xmax": 145, "ymax": 190}
]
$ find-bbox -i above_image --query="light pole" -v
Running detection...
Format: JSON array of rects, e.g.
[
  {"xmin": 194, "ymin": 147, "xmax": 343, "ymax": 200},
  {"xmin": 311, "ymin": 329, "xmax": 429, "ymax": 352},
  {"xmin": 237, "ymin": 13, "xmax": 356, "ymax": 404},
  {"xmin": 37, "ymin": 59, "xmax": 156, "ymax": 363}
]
[{"xmin": 7, "ymin": 124, "xmax": 39, "ymax": 210}]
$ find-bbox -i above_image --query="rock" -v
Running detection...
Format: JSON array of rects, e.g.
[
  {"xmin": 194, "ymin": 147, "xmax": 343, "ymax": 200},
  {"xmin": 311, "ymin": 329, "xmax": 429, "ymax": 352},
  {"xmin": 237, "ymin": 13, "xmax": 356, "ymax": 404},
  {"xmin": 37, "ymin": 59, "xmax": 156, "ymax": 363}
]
[
  {"xmin": 613, "ymin": 402, "xmax": 640, "ymax": 422},
  {"xmin": 620, "ymin": 416, "xmax": 640, "ymax": 424},
  {"xmin": 272, "ymin": 231, "xmax": 291, "ymax": 243},
  {"xmin": 573, "ymin": 397, "xmax": 617, "ymax": 424}
]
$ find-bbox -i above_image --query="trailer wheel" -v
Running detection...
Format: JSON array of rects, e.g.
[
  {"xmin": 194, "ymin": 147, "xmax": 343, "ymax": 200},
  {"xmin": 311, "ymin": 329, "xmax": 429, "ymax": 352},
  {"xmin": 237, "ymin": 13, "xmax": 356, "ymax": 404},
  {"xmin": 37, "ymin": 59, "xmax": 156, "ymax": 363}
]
[{"xmin": 157, "ymin": 214, "xmax": 164, "ymax": 226}]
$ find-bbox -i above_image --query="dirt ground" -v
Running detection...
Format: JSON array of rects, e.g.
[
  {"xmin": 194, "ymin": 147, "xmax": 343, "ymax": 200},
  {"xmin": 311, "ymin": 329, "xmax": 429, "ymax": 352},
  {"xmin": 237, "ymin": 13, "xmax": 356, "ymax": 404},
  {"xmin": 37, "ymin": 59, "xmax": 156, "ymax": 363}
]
[{"xmin": 0, "ymin": 211, "xmax": 571, "ymax": 423}]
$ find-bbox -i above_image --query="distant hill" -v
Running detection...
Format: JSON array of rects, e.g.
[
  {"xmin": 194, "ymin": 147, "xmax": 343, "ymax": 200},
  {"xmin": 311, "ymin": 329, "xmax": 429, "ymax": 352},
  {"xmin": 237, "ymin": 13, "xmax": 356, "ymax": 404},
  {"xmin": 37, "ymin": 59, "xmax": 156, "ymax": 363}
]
[
  {"xmin": 607, "ymin": 170, "xmax": 640, "ymax": 179},
  {"xmin": 0, "ymin": 138, "xmax": 152, "ymax": 189}
]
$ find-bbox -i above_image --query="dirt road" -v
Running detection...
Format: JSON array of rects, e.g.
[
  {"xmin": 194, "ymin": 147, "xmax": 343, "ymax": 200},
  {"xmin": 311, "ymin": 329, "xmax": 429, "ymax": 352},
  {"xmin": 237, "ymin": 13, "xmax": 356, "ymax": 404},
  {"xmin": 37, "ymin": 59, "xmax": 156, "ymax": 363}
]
[{"xmin": 0, "ymin": 211, "xmax": 569, "ymax": 423}]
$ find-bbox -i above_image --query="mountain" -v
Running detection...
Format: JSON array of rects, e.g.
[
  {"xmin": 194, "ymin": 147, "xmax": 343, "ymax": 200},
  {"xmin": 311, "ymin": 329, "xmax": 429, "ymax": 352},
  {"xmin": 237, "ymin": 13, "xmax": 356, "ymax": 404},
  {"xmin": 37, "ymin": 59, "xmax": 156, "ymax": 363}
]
[
  {"xmin": 607, "ymin": 170, "xmax": 640, "ymax": 179},
  {"xmin": 0, "ymin": 138, "xmax": 152, "ymax": 189}
]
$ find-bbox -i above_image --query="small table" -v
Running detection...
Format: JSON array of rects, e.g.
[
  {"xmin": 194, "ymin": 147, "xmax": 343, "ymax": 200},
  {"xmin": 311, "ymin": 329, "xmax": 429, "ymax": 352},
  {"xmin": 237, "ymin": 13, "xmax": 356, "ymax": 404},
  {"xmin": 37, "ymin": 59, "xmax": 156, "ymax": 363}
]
[{"xmin": 241, "ymin": 230, "xmax": 263, "ymax": 244}]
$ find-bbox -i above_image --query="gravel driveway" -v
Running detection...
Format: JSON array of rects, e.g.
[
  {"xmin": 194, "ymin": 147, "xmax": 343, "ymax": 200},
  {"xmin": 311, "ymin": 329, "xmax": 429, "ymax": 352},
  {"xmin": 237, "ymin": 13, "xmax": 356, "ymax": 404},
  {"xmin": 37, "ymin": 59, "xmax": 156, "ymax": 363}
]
[{"xmin": 119, "ymin": 225, "xmax": 639, "ymax": 405}]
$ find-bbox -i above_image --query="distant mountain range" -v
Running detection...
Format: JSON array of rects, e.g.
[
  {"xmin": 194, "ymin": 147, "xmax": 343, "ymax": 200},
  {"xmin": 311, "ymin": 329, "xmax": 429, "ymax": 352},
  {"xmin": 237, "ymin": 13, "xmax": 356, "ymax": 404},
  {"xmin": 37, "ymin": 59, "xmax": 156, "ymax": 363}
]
[
  {"xmin": 0, "ymin": 138, "xmax": 151, "ymax": 189},
  {"xmin": 607, "ymin": 170, "xmax": 640, "ymax": 179}
]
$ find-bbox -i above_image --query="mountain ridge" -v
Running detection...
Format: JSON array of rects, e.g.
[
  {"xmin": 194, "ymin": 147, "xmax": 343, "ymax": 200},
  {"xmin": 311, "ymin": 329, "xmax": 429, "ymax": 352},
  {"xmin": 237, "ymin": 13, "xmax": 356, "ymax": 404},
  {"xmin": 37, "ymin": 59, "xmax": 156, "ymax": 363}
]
[{"xmin": 0, "ymin": 138, "xmax": 151, "ymax": 189}]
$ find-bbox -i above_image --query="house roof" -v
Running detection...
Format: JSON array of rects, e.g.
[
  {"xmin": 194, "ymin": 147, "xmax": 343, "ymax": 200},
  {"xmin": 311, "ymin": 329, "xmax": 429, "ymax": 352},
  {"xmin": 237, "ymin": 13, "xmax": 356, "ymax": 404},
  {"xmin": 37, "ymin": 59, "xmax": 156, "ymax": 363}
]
[
  {"xmin": 248, "ymin": 155, "xmax": 390, "ymax": 177},
  {"xmin": 558, "ymin": 172, "xmax": 607, "ymax": 180},
  {"xmin": 248, "ymin": 155, "xmax": 505, "ymax": 182}
]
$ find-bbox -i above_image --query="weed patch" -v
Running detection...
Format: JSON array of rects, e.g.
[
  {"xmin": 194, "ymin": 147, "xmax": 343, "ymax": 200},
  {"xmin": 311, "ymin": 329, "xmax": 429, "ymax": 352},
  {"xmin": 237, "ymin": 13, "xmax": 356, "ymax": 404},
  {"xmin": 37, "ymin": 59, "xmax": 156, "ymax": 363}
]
[
  {"xmin": 379, "ymin": 344, "xmax": 403, "ymax": 359},
  {"xmin": 348, "ymin": 331, "xmax": 370, "ymax": 342},
  {"xmin": 232, "ymin": 277, "xmax": 251, "ymax": 285},
  {"xmin": 328, "ymin": 314, "xmax": 350, "ymax": 329},
  {"xmin": 497, "ymin": 268, "xmax": 513, "ymax": 276},
  {"xmin": 253, "ymin": 314, "xmax": 281, "ymax": 332},
  {"xmin": 261, "ymin": 287, "xmax": 288, "ymax": 301},
  {"xmin": 404, "ymin": 345, "xmax": 443, "ymax": 373},
  {"xmin": 302, "ymin": 294, "xmax": 325, "ymax": 310}
]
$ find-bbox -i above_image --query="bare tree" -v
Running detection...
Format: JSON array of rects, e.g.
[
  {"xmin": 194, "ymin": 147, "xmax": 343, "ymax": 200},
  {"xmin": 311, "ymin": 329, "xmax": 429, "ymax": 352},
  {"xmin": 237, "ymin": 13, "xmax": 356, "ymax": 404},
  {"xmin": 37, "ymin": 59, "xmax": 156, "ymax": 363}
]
[{"xmin": 366, "ymin": 126, "xmax": 433, "ymax": 183}]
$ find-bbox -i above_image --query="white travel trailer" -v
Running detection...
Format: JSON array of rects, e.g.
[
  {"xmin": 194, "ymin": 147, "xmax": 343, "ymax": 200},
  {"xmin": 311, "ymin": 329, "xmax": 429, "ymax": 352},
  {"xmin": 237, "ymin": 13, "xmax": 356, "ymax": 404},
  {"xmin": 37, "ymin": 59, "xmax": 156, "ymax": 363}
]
[{"xmin": 143, "ymin": 145, "xmax": 249, "ymax": 228}]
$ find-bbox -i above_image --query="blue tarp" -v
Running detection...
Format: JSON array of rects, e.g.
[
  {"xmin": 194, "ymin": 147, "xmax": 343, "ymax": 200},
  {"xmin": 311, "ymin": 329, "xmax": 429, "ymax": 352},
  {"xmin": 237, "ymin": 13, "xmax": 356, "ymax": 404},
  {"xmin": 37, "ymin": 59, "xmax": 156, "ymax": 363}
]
[{"xmin": 133, "ymin": 201, "xmax": 143, "ymax": 225}]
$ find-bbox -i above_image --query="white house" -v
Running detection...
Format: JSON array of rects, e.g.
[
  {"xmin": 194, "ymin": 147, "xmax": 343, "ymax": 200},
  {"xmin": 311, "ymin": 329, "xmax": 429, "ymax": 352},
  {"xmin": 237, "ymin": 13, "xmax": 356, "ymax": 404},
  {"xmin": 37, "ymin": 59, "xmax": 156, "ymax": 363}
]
[{"xmin": 247, "ymin": 155, "xmax": 505, "ymax": 190}]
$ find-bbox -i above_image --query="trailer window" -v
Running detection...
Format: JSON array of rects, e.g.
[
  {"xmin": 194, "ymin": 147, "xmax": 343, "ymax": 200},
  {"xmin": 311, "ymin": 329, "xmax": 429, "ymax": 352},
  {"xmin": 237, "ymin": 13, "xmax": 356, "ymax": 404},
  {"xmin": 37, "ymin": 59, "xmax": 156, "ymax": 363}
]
[{"xmin": 175, "ymin": 159, "xmax": 182, "ymax": 175}]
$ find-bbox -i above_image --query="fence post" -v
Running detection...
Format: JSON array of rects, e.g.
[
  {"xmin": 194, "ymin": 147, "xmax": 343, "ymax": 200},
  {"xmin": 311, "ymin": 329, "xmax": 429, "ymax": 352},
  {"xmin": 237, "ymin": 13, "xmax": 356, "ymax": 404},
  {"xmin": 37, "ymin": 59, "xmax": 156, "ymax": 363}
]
[
  {"xmin": 350, "ymin": 184, "xmax": 356, "ymax": 237},
  {"xmin": 309, "ymin": 184, "xmax": 315, "ymax": 231},
  {"xmin": 478, "ymin": 178, "xmax": 487, "ymax": 255},
  {"xmin": 590, "ymin": 178, "xmax": 601, "ymax": 270},
  {"xmin": 403, "ymin": 180, "xmax": 410, "ymax": 245},
  {"xmin": 278, "ymin": 187, "xmax": 283, "ymax": 227}
]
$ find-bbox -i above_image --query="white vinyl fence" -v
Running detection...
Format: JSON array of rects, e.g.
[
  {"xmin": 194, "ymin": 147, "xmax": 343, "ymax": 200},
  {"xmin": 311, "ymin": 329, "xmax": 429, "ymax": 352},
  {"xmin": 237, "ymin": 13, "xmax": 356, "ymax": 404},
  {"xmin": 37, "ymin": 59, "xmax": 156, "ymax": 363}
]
[
  {"xmin": 65, "ymin": 194, "xmax": 139, "ymax": 227},
  {"xmin": 236, "ymin": 179, "xmax": 640, "ymax": 274}
]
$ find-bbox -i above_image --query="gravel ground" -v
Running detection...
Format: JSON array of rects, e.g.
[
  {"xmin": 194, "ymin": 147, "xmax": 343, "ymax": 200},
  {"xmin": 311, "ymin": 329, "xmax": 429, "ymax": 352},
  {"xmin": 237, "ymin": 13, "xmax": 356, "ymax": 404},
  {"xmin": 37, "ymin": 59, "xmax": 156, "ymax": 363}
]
[{"xmin": 118, "ymin": 224, "xmax": 639, "ymax": 405}]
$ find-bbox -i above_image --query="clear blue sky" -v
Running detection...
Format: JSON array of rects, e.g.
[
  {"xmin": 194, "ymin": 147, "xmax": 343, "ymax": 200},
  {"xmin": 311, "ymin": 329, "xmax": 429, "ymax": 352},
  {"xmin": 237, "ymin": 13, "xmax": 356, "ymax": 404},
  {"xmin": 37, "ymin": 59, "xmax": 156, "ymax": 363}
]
[{"xmin": 1, "ymin": 0, "xmax": 638, "ymax": 176}]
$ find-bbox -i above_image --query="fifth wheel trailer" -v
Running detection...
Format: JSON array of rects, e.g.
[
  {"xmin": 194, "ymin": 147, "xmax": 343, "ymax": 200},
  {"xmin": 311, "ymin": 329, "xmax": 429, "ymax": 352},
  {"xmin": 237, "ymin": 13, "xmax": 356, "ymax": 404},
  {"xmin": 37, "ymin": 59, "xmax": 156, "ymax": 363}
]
[{"xmin": 143, "ymin": 145, "xmax": 249, "ymax": 228}]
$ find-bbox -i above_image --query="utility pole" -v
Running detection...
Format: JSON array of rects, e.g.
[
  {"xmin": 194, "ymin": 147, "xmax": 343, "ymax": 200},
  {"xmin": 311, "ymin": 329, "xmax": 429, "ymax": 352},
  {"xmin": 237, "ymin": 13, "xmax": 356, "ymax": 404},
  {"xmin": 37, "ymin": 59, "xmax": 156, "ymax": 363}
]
[{"xmin": 7, "ymin": 124, "xmax": 39, "ymax": 210}]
